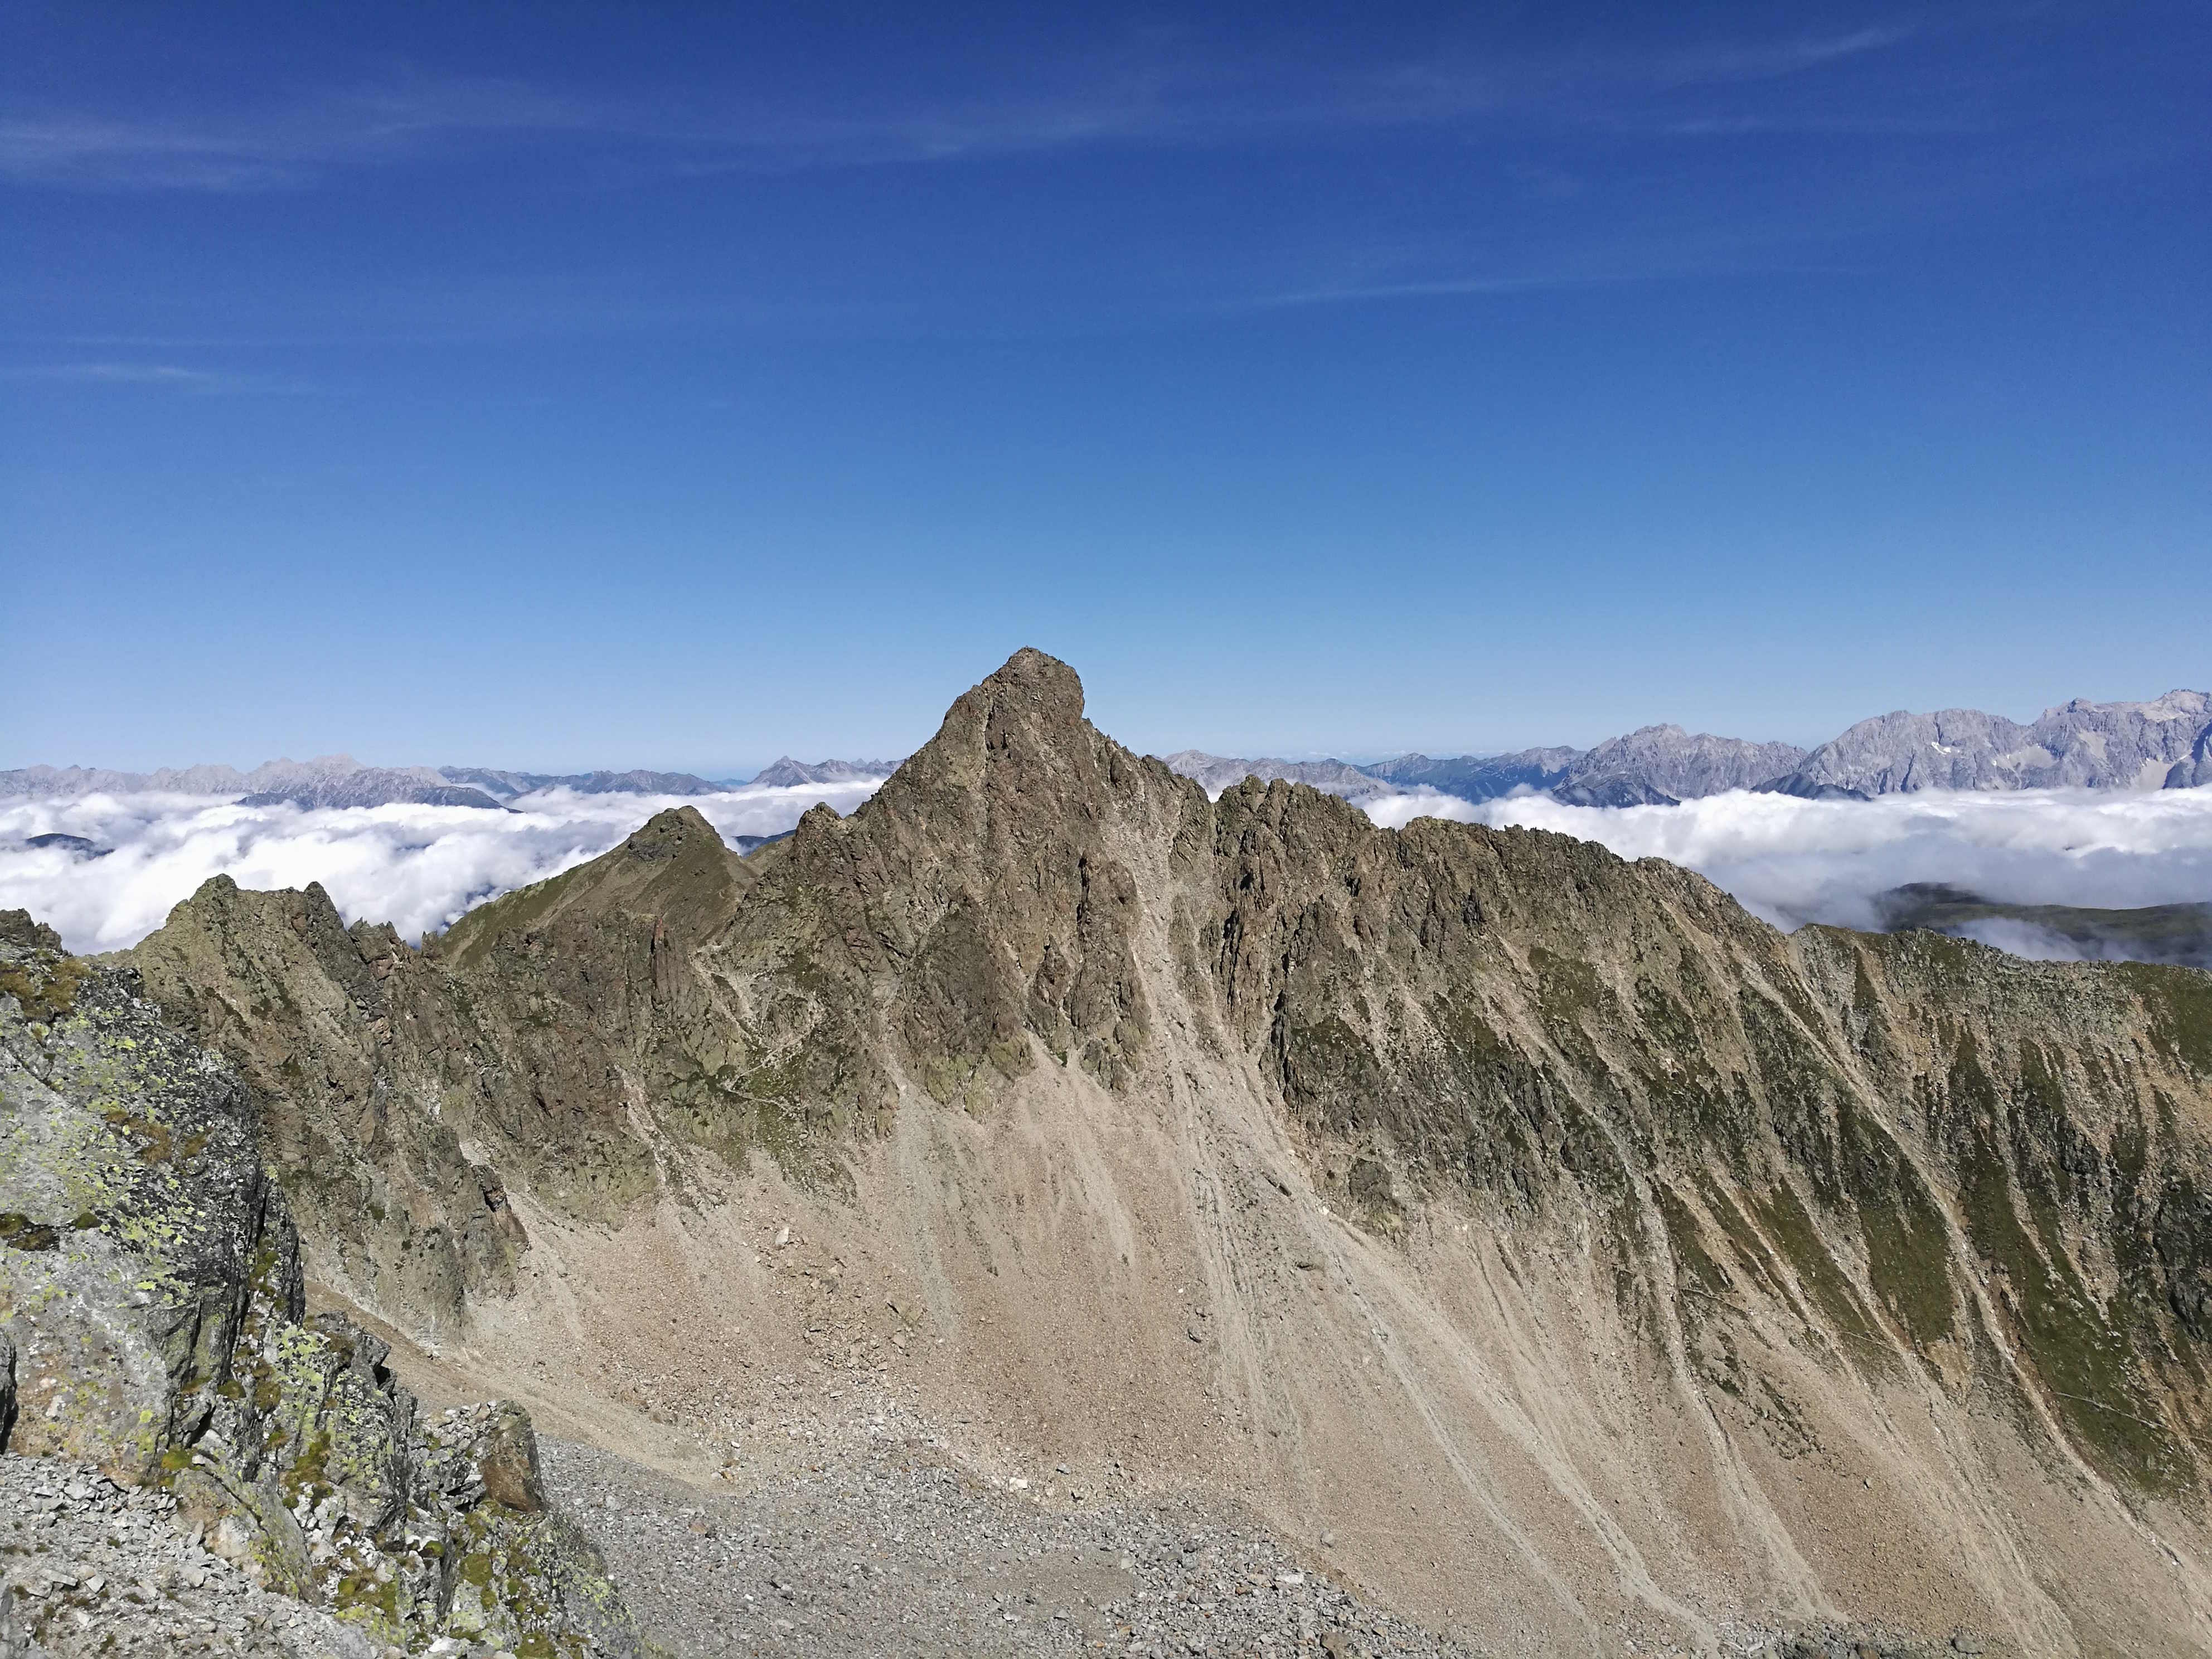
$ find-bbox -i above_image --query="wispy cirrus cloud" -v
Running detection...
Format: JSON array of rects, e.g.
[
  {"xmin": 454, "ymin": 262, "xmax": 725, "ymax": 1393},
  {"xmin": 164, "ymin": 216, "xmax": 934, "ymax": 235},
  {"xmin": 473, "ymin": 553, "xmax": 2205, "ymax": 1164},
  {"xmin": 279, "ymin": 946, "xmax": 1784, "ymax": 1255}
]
[
  {"xmin": 1246, "ymin": 257, "xmax": 1875, "ymax": 311},
  {"xmin": 4, "ymin": 361, "xmax": 225, "ymax": 387},
  {"xmin": 0, "ymin": 72, "xmax": 628, "ymax": 190},
  {"xmin": 0, "ymin": 25, "xmax": 1928, "ymax": 192},
  {"xmin": 0, "ymin": 361, "xmax": 321, "ymax": 394},
  {"xmin": 1641, "ymin": 23, "xmax": 1918, "ymax": 89},
  {"xmin": 1245, "ymin": 271, "xmax": 1671, "ymax": 309}
]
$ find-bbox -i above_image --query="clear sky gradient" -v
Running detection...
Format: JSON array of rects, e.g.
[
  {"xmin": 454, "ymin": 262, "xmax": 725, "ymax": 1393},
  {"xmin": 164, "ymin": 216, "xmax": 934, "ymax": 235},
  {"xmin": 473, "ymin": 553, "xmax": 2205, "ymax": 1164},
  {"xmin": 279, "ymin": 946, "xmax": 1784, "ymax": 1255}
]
[{"xmin": 4, "ymin": 2, "xmax": 2206, "ymax": 774}]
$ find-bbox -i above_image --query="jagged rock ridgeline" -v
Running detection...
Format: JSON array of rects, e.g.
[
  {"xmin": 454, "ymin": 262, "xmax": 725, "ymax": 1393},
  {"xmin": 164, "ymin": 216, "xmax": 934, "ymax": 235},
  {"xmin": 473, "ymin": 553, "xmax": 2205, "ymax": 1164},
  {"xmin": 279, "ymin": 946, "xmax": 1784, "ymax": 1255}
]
[
  {"xmin": 1551, "ymin": 724, "xmax": 1808, "ymax": 806},
  {"xmin": 78, "ymin": 651, "xmax": 2212, "ymax": 1652},
  {"xmin": 1360, "ymin": 727, "xmax": 1807, "ymax": 807},
  {"xmin": 1767, "ymin": 688, "xmax": 2212, "ymax": 799},
  {"xmin": 1178, "ymin": 686, "xmax": 2212, "ymax": 807},
  {"xmin": 1359, "ymin": 743, "xmax": 1585, "ymax": 801},
  {"xmin": 0, "ymin": 911, "xmax": 638, "ymax": 1656},
  {"xmin": 1, "ymin": 759, "xmax": 512, "ymax": 812}
]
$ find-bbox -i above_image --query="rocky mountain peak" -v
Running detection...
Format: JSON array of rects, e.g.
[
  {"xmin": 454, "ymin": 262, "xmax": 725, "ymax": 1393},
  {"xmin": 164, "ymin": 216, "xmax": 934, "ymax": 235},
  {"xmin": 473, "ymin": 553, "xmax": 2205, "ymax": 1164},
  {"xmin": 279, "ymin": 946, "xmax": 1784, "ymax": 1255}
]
[
  {"xmin": 619, "ymin": 803, "xmax": 719, "ymax": 862},
  {"xmin": 917, "ymin": 647, "xmax": 1090, "ymax": 765},
  {"xmin": 984, "ymin": 644, "xmax": 1086, "ymax": 716},
  {"xmin": 848, "ymin": 649, "xmax": 1149, "ymax": 847}
]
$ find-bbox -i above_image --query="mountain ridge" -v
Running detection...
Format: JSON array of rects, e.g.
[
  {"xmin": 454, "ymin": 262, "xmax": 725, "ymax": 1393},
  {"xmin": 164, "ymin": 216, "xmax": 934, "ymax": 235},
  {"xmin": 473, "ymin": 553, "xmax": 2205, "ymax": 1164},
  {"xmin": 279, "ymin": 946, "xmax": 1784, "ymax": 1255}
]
[
  {"xmin": 1176, "ymin": 686, "xmax": 2210, "ymax": 809},
  {"xmin": 80, "ymin": 648, "xmax": 2212, "ymax": 1655}
]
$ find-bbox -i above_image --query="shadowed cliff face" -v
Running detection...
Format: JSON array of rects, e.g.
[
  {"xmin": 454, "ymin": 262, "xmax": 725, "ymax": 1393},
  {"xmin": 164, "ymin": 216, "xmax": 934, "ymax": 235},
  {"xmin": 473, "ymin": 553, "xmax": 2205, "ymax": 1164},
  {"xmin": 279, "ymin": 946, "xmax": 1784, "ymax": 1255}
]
[{"xmin": 114, "ymin": 650, "xmax": 2212, "ymax": 1652}]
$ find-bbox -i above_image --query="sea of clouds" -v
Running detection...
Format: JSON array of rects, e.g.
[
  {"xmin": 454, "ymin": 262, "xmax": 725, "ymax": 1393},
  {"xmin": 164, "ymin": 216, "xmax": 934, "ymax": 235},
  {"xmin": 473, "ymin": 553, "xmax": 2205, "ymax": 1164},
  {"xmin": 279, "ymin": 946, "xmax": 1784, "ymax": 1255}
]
[
  {"xmin": 7, "ymin": 775, "xmax": 2211, "ymax": 964},
  {"xmin": 0, "ymin": 780, "xmax": 884, "ymax": 954},
  {"xmin": 1362, "ymin": 783, "xmax": 2212, "ymax": 956}
]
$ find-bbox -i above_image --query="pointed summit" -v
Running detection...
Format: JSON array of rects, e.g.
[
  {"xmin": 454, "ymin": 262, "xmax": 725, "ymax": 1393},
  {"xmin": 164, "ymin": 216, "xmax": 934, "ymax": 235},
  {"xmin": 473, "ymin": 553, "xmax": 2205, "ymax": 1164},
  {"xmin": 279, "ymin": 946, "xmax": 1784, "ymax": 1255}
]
[
  {"xmin": 838, "ymin": 646, "xmax": 1175, "ymax": 856},
  {"xmin": 619, "ymin": 803, "xmax": 720, "ymax": 862},
  {"xmin": 978, "ymin": 646, "xmax": 1085, "ymax": 720},
  {"xmin": 892, "ymin": 648, "xmax": 1089, "ymax": 787},
  {"xmin": 439, "ymin": 803, "xmax": 749, "ymax": 969}
]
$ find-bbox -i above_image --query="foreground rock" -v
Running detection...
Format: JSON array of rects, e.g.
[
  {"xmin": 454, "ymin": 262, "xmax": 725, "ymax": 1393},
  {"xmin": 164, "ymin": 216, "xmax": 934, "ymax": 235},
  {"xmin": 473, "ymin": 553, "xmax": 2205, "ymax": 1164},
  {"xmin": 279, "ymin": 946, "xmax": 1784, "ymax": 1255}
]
[
  {"xmin": 1, "ymin": 1452, "xmax": 380, "ymax": 1657},
  {"xmin": 0, "ymin": 912, "xmax": 637, "ymax": 1656}
]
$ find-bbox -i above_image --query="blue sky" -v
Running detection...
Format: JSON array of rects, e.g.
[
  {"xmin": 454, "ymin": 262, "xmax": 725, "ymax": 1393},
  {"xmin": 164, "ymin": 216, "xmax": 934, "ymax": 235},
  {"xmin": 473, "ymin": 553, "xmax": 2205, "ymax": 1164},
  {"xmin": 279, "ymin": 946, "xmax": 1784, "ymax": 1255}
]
[{"xmin": 4, "ymin": 2, "xmax": 2206, "ymax": 774}]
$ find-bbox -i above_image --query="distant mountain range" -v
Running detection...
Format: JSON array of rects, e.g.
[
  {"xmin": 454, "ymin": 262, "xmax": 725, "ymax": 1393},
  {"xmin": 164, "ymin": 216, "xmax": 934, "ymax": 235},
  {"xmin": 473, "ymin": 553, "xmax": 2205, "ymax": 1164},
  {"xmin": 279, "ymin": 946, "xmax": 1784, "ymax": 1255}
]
[
  {"xmin": 0, "ymin": 755, "xmax": 902, "ymax": 811},
  {"xmin": 1171, "ymin": 687, "xmax": 2212, "ymax": 808},
  {"xmin": 1158, "ymin": 750, "xmax": 1395, "ymax": 803},
  {"xmin": 8, "ymin": 688, "xmax": 2207, "ymax": 817},
  {"xmin": 746, "ymin": 756, "xmax": 904, "ymax": 788}
]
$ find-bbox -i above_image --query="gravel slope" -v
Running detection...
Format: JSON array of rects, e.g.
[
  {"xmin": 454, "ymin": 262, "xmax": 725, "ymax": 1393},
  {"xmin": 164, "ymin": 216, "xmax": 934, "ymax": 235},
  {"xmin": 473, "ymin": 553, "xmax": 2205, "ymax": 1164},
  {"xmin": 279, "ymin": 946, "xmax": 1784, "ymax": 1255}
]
[{"xmin": 537, "ymin": 1432, "xmax": 1473, "ymax": 1658}]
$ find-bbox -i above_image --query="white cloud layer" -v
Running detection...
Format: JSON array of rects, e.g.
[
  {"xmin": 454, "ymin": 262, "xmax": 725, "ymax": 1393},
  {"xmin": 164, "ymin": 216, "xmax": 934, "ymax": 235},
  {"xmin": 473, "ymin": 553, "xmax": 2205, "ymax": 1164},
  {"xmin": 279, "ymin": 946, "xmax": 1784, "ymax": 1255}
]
[
  {"xmin": 0, "ymin": 781, "xmax": 883, "ymax": 954},
  {"xmin": 9, "ymin": 775, "xmax": 2210, "ymax": 966},
  {"xmin": 1360, "ymin": 783, "xmax": 2212, "ymax": 935}
]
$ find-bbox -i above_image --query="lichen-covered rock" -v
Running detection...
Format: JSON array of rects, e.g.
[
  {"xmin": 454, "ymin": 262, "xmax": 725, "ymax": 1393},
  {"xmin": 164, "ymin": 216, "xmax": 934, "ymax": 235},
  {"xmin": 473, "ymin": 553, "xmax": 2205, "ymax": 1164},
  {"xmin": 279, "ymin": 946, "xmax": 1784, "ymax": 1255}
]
[
  {"xmin": 419, "ymin": 1400, "xmax": 546, "ymax": 1515},
  {"xmin": 0, "ymin": 914, "xmax": 291, "ymax": 1483},
  {"xmin": 0, "ymin": 914, "xmax": 638, "ymax": 1656}
]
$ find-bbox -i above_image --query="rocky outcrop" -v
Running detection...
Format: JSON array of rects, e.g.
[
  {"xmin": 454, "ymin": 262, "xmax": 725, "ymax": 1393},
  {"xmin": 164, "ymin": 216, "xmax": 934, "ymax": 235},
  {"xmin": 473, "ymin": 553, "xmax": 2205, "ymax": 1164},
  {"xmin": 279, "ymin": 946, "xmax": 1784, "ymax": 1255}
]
[
  {"xmin": 1, "ymin": 1328, "xmax": 15, "ymax": 1449},
  {"xmin": 0, "ymin": 911, "xmax": 637, "ymax": 1656},
  {"xmin": 122, "ymin": 806, "xmax": 761, "ymax": 1332},
  {"xmin": 116, "ymin": 879, "xmax": 535, "ymax": 1336},
  {"xmin": 1, "ymin": 1452, "xmax": 387, "ymax": 1657},
  {"xmin": 2170, "ymin": 721, "xmax": 2212, "ymax": 790}
]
